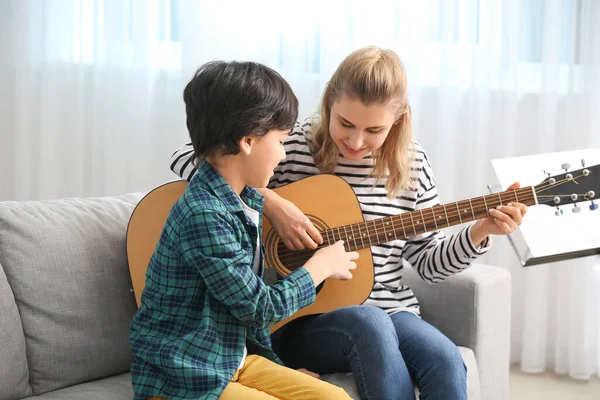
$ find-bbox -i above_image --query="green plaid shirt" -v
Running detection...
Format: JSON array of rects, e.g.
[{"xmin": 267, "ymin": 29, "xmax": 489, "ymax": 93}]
[{"xmin": 129, "ymin": 160, "xmax": 316, "ymax": 400}]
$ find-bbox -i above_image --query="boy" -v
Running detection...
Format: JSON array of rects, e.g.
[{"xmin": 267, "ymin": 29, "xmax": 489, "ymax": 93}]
[{"xmin": 129, "ymin": 61, "xmax": 358, "ymax": 400}]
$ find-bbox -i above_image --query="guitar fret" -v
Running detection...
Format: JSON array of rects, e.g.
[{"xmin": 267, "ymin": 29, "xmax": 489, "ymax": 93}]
[
  {"xmin": 336, "ymin": 227, "xmax": 343, "ymax": 246},
  {"xmin": 431, "ymin": 207, "xmax": 439, "ymax": 230},
  {"xmin": 442, "ymin": 204, "xmax": 450, "ymax": 227},
  {"xmin": 409, "ymin": 212, "xmax": 418, "ymax": 236},
  {"xmin": 372, "ymin": 220, "xmax": 380, "ymax": 244},
  {"xmin": 363, "ymin": 222, "xmax": 373, "ymax": 246},
  {"xmin": 483, "ymin": 196, "xmax": 489, "ymax": 216},
  {"xmin": 456, "ymin": 202, "xmax": 463, "ymax": 224},
  {"xmin": 349, "ymin": 224, "xmax": 358, "ymax": 249},
  {"xmin": 468, "ymin": 198, "xmax": 476, "ymax": 220},
  {"xmin": 419, "ymin": 209, "xmax": 427, "ymax": 232},
  {"xmin": 513, "ymin": 189, "xmax": 519, "ymax": 203},
  {"xmin": 497, "ymin": 192, "xmax": 502, "ymax": 206},
  {"xmin": 390, "ymin": 218, "xmax": 399, "ymax": 240},
  {"xmin": 342, "ymin": 225, "xmax": 350, "ymax": 250},
  {"xmin": 356, "ymin": 224, "xmax": 365, "ymax": 248},
  {"xmin": 399, "ymin": 215, "xmax": 408, "ymax": 238}
]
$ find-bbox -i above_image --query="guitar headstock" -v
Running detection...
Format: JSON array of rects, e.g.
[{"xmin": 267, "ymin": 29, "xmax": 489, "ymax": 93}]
[{"xmin": 534, "ymin": 162, "xmax": 600, "ymax": 215}]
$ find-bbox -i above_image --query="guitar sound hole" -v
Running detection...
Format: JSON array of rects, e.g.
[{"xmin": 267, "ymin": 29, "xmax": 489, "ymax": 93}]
[
  {"xmin": 263, "ymin": 214, "xmax": 330, "ymax": 295},
  {"xmin": 275, "ymin": 242, "xmax": 325, "ymax": 294},
  {"xmin": 276, "ymin": 242, "xmax": 317, "ymax": 273}
]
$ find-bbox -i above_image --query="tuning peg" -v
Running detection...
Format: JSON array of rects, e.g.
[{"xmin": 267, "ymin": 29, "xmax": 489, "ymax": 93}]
[
  {"xmin": 581, "ymin": 159, "xmax": 586, "ymax": 167},
  {"xmin": 591, "ymin": 201, "xmax": 599, "ymax": 211},
  {"xmin": 572, "ymin": 205, "xmax": 581, "ymax": 213},
  {"xmin": 561, "ymin": 163, "xmax": 571, "ymax": 171},
  {"xmin": 555, "ymin": 208, "xmax": 563, "ymax": 216},
  {"xmin": 544, "ymin": 168, "xmax": 553, "ymax": 177}
]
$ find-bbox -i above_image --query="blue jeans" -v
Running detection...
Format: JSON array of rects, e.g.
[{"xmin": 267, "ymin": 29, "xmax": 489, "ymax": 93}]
[{"xmin": 271, "ymin": 305, "xmax": 466, "ymax": 400}]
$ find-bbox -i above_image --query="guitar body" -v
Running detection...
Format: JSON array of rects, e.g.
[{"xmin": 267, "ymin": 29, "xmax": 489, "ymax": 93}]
[
  {"xmin": 127, "ymin": 180, "xmax": 188, "ymax": 307},
  {"xmin": 126, "ymin": 175, "xmax": 375, "ymax": 332},
  {"xmin": 263, "ymin": 175, "xmax": 374, "ymax": 332}
]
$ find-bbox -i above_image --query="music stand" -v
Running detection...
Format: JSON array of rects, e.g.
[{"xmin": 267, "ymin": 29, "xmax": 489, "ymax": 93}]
[{"xmin": 491, "ymin": 148, "xmax": 600, "ymax": 267}]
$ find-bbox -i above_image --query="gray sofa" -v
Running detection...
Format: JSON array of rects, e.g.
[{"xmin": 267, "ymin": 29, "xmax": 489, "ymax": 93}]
[{"xmin": 0, "ymin": 193, "xmax": 511, "ymax": 400}]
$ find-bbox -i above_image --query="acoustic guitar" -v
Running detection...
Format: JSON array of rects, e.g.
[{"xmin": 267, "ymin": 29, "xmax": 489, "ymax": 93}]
[{"xmin": 126, "ymin": 163, "xmax": 599, "ymax": 332}]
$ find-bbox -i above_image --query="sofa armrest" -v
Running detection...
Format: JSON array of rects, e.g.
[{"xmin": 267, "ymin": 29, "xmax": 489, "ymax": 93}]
[{"xmin": 403, "ymin": 263, "xmax": 511, "ymax": 400}]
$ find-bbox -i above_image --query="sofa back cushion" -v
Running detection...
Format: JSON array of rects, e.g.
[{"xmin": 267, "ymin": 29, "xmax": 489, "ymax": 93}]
[
  {"xmin": 0, "ymin": 194, "xmax": 143, "ymax": 395},
  {"xmin": 0, "ymin": 264, "xmax": 32, "ymax": 400}
]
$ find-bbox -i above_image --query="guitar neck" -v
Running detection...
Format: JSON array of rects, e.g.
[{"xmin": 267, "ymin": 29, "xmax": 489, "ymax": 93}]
[{"xmin": 321, "ymin": 186, "xmax": 538, "ymax": 251}]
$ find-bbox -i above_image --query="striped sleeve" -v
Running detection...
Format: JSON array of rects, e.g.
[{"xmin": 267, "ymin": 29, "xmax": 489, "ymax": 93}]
[
  {"xmin": 169, "ymin": 143, "xmax": 196, "ymax": 181},
  {"xmin": 402, "ymin": 148, "xmax": 491, "ymax": 283}
]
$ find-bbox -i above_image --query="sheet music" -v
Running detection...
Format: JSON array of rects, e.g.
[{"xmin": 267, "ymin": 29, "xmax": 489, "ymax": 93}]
[{"xmin": 492, "ymin": 148, "xmax": 600, "ymax": 259}]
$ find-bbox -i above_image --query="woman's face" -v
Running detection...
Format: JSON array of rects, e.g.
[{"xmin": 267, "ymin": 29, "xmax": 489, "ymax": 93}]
[{"xmin": 329, "ymin": 94, "xmax": 398, "ymax": 160}]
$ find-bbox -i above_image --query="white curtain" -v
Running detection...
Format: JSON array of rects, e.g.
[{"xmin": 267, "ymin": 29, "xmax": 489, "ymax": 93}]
[{"xmin": 2, "ymin": 0, "xmax": 600, "ymax": 380}]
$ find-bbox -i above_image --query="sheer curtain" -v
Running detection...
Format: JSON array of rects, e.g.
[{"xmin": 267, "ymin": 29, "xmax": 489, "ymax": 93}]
[{"xmin": 2, "ymin": 0, "xmax": 600, "ymax": 380}]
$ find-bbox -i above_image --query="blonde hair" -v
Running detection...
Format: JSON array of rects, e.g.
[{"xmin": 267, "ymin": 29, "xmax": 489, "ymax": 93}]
[{"xmin": 311, "ymin": 46, "xmax": 413, "ymax": 198}]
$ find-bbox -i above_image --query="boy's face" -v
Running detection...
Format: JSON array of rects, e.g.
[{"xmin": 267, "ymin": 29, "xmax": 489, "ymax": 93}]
[{"xmin": 241, "ymin": 129, "xmax": 289, "ymax": 188}]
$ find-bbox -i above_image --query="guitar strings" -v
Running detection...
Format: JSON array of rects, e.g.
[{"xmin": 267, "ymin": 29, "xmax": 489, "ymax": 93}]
[
  {"xmin": 273, "ymin": 173, "xmax": 593, "ymax": 268},
  {"xmin": 276, "ymin": 192, "xmax": 537, "ymax": 261},
  {"xmin": 275, "ymin": 190, "xmax": 532, "ymax": 254},
  {"xmin": 272, "ymin": 196, "xmax": 549, "ymax": 270}
]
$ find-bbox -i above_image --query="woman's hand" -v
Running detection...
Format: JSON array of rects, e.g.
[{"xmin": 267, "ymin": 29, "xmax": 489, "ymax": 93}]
[
  {"xmin": 470, "ymin": 182, "xmax": 528, "ymax": 247},
  {"xmin": 261, "ymin": 189, "xmax": 323, "ymax": 250}
]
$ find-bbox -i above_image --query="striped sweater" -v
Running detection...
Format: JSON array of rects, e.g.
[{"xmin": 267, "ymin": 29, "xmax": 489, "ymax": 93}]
[{"xmin": 170, "ymin": 119, "xmax": 490, "ymax": 316}]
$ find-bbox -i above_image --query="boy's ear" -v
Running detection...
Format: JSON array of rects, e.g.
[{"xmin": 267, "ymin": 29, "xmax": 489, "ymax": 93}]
[{"xmin": 239, "ymin": 135, "xmax": 254, "ymax": 155}]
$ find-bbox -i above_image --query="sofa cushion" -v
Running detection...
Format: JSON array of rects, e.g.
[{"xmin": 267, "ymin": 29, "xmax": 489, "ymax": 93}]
[
  {"xmin": 25, "ymin": 372, "xmax": 133, "ymax": 400},
  {"xmin": 0, "ymin": 264, "xmax": 32, "ymax": 400},
  {"xmin": 0, "ymin": 194, "xmax": 143, "ymax": 395},
  {"xmin": 320, "ymin": 346, "xmax": 480, "ymax": 400}
]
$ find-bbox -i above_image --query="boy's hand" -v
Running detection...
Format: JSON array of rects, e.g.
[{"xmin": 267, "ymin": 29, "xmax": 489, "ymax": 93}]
[{"xmin": 304, "ymin": 240, "xmax": 359, "ymax": 284}]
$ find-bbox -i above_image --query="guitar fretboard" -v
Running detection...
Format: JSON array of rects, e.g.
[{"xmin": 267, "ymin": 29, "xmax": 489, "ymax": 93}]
[{"xmin": 320, "ymin": 186, "xmax": 537, "ymax": 251}]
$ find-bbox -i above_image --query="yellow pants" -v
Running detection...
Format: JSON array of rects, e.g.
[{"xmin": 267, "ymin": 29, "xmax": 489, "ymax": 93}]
[{"xmin": 148, "ymin": 354, "xmax": 351, "ymax": 400}]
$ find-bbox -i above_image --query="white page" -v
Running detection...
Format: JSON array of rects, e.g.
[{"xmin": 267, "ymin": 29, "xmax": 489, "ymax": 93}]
[{"xmin": 491, "ymin": 149, "xmax": 600, "ymax": 258}]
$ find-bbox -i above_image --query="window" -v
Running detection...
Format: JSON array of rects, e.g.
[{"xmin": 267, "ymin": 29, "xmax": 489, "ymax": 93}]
[{"xmin": 71, "ymin": 0, "xmax": 181, "ymax": 69}]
